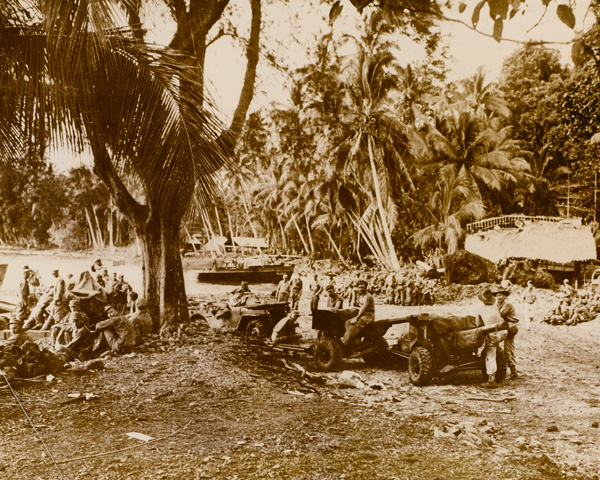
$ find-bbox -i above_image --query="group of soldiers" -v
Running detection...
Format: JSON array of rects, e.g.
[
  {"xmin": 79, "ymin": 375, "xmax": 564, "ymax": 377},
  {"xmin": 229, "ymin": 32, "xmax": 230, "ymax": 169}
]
[
  {"xmin": 381, "ymin": 274, "xmax": 434, "ymax": 306},
  {"xmin": 7, "ymin": 259, "xmax": 154, "ymax": 361},
  {"xmin": 543, "ymin": 278, "xmax": 600, "ymax": 326}
]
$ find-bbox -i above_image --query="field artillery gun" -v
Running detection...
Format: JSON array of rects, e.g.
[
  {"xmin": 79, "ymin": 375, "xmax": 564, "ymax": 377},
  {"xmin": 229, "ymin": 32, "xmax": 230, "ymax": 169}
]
[{"xmin": 390, "ymin": 314, "xmax": 509, "ymax": 386}]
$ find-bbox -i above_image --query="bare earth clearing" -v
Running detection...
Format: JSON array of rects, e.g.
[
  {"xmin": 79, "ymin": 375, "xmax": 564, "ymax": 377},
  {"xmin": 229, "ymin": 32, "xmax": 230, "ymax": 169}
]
[{"xmin": 2, "ymin": 288, "xmax": 600, "ymax": 480}]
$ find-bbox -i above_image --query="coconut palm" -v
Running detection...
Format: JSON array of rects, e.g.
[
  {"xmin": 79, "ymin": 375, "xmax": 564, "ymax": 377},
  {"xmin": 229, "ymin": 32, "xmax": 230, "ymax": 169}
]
[
  {"xmin": 426, "ymin": 108, "xmax": 530, "ymax": 198},
  {"xmin": 0, "ymin": 0, "xmax": 232, "ymax": 327},
  {"xmin": 334, "ymin": 12, "xmax": 421, "ymax": 271},
  {"xmin": 517, "ymin": 147, "xmax": 570, "ymax": 216},
  {"xmin": 461, "ymin": 68, "xmax": 511, "ymax": 122},
  {"xmin": 413, "ymin": 164, "xmax": 485, "ymax": 254}
]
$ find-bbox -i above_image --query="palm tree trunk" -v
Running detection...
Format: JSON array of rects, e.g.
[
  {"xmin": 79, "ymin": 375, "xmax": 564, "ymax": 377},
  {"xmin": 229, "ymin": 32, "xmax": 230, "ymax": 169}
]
[
  {"xmin": 226, "ymin": 206, "xmax": 234, "ymax": 241},
  {"xmin": 85, "ymin": 208, "xmax": 98, "ymax": 248},
  {"xmin": 305, "ymin": 214, "xmax": 315, "ymax": 255},
  {"xmin": 92, "ymin": 207, "xmax": 105, "ymax": 248},
  {"xmin": 324, "ymin": 229, "xmax": 348, "ymax": 267},
  {"xmin": 214, "ymin": 206, "xmax": 224, "ymax": 237},
  {"xmin": 278, "ymin": 220, "xmax": 288, "ymax": 251},
  {"xmin": 292, "ymin": 218, "xmax": 310, "ymax": 255},
  {"xmin": 367, "ymin": 136, "xmax": 400, "ymax": 271},
  {"xmin": 135, "ymin": 210, "xmax": 188, "ymax": 332},
  {"xmin": 241, "ymin": 193, "xmax": 259, "ymax": 239},
  {"xmin": 108, "ymin": 201, "xmax": 114, "ymax": 251}
]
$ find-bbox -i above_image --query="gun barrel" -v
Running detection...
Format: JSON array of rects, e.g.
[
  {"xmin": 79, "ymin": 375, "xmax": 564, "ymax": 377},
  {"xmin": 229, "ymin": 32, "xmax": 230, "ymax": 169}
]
[{"xmin": 478, "ymin": 322, "xmax": 508, "ymax": 335}]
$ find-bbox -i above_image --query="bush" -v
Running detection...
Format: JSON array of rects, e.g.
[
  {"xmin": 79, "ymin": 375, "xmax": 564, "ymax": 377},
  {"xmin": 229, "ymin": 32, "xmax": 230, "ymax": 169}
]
[{"xmin": 444, "ymin": 250, "xmax": 500, "ymax": 285}]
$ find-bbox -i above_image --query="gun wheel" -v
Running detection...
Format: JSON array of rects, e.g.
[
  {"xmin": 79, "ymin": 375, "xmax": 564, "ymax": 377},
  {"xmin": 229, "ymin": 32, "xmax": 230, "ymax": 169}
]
[{"xmin": 408, "ymin": 346, "xmax": 434, "ymax": 386}]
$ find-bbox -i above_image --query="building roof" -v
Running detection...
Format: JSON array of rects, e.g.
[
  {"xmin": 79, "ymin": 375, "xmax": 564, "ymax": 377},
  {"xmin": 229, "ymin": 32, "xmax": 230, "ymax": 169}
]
[
  {"xmin": 229, "ymin": 237, "xmax": 268, "ymax": 249},
  {"xmin": 204, "ymin": 236, "xmax": 268, "ymax": 252},
  {"xmin": 465, "ymin": 216, "xmax": 597, "ymax": 264}
]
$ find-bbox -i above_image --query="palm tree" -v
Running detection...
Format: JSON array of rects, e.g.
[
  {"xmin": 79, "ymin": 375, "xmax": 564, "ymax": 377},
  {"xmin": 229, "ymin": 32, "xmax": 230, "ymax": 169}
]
[
  {"xmin": 517, "ymin": 147, "xmax": 570, "ymax": 215},
  {"xmin": 426, "ymin": 108, "xmax": 530, "ymax": 198},
  {"xmin": 0, "ymin": 1, "xmax": 232, "ymax": 328},
  {"xmin": 461, "ymin": 68, "xmax": 511, "ymax": 122},
  {"xmin": 334, "ymin": 12, "xmax": 421, "ymax": 271},
  {"xmin": 413, "ymin": 164, "xmax": 485, "ymax": 254}
]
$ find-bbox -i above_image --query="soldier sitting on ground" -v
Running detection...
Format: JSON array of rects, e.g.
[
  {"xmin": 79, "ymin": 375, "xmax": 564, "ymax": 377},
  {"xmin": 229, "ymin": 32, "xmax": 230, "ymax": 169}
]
[
  {"xmin": 270, "ymin": 310, "xmax": 301, "ymax": 344},
  {"xmin": 93, "ymin": 306, "xmax": 137, "ymax": 355},
  {"xmin": 54, "ymin": 299, "xmax": 94, "ymax": 360},
  {"xmin": 127, "ymin": 298, "xmax": 154, "ymax": 343},
  {"xmin": 50, "ymin": 298, "xmax": 90, "ymax": 350}
]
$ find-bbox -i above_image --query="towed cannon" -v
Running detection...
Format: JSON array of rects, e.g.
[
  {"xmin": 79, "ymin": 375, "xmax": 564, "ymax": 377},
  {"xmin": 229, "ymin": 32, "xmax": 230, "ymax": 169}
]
[{"xmin": 390, "ymin": 314, "xmax": 509, "ymax": 386}]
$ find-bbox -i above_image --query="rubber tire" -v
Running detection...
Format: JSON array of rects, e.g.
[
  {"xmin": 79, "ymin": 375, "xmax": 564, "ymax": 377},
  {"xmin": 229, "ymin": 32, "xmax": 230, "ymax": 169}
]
[
  {"xmin": 245, "ymin": 320, "xmax": 268, "ymax": 339},
  {"xmin": 361, "ymin": 336, "xmax": 389, "ymax": 366},
  {"xmin": 314, "ymin": 337, "xmax": 343, "ymax": 371},
  {"xmin": 481, "ymin": 346, "xmax": 508, "ymax": 383},
  {"xmin": 408, "ymin": 346, "xmax": 434, "ymax": 386}
]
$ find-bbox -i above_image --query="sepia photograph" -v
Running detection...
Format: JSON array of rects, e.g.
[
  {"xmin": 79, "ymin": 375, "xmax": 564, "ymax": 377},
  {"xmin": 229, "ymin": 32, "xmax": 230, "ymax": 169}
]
[{"xmin": 1, "ymin": 0, "xmax": 600, "ymax": 478}]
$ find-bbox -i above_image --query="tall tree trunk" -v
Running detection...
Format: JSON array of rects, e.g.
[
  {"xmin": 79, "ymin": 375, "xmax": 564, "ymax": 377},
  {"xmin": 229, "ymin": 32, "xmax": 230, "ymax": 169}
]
[
  {"xmin": 278, "ymin": 220, "xmax": 287, "ymax": 251},
  {"xmin": 242, "ymin": 193, "xmax": 259, "ymax": 239},
  {"xmin": 292, "ymin": 218, "xmax": 310, "ymax": 254},
  {"xmin": 134, "ymin": 211, "xmax": 188, "ymax": 331},
  {"xmin": 85, "ymin": 208, "xmax": 99, "ymax": 248},
  {"xmin": 324, "ymin": 229, "xmax": 348, "ymax": 267},
  {"xmin": 305, "ymin": 213, "xmax": 314, "ymax": 255},
  {"xmin": 214, "ymin": 205, "xmax": 224, "ymax": 237},
  {"xmin": 367, "ymin": 136, "xmax": 400, "ymax": 271}
]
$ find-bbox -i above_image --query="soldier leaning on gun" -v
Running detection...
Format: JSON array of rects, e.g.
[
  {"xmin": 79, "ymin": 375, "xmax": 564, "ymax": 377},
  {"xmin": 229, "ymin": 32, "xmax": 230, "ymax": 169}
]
[{"xmin": 494, "ymin": 287, "xmax": 520, "ymax": 380}]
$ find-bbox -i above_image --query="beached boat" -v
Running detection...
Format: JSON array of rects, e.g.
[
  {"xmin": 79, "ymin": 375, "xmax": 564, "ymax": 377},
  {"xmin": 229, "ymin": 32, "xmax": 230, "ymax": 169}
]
[
  {"xmin": 194, "ymin": 263, "xmax": 295, "ymax": 284},
  {"xmin": 181, "ymin": 254, "xmax": 295, "ymax": 284}
]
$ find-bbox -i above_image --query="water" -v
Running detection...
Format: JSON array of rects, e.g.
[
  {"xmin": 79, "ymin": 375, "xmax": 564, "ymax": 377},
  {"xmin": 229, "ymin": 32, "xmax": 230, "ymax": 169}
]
[{"xmin": 0, "ymin": 250, "xmax": 278, "ymax": 301}]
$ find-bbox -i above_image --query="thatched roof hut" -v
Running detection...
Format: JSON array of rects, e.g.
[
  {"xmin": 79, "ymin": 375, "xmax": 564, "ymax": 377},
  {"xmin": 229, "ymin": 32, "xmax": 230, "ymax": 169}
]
[{"xmin": 465, "ymin": 216, "xmax": 596, "ymax": 264}]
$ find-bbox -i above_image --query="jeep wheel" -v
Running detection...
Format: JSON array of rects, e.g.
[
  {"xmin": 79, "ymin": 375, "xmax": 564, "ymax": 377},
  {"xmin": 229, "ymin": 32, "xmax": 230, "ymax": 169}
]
[
  {"xmin": 246, "ymin": 320, "xmax": 268, "ymax": 339},
  {"xmin": 408, "ymin": 346, "xmax": 434, "ymax": 386},
  {"xmin": 362, "ymin": 336, "xmax": 389, "ymax": 366},
  {"xmin": 481, "ymin": 346, "xmax": 508, "ymax": 382},
  {"xmin": 314, "ymin": 337, "xmax": 343, "ymax": 371}
]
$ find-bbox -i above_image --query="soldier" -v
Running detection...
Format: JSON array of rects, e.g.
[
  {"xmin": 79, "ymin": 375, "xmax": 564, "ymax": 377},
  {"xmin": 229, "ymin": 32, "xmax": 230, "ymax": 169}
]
[
  {"xmin": 476, "ymin": 289, "xmax": 504, "ymax": 387},
  {"xmin": 276, "ymin": 273, "xmax": 291, "ymax": 303},
  {"xmin": 341, "ymin": 280, "xmax": 374, "ymax": 346},
  {"xmin": 494, "ymin": 287, "xmax": 520, "ymax": 380},
  {"xmin": 289, "ymin": 274, "xmax": 303, "ymax": 311},
  {"xmin": 384, "ymin": 273, "xmax": 396, "ymax": 305},
  {"xmin": 326, "ymin": 284, "xmax": 344, "ymax": 309},
  {"xmin": 522, "ymin": 280, "xmax": 537, "ymax": 329},
  {"xmin": 309, "ymin": 273, "xmax": 323, "ymax": 311},
  {"xmin": 93, "ymin": 306, "xmax": 136, "ymax": 355},
  {"xmin": 270, "ymin": 310, "xmax": 301, "ymax": 344},
  {"xmin": 42, "ymin": 269, "xmax": 68, "ymax": 330},
  {"xmin": 128, "ymin": 298, "xmax": 154, "ymax": 342},
  {"xmin": 51, "ymin": 298, "xmax": 90, "ymax": 350}
]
